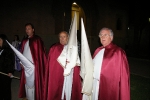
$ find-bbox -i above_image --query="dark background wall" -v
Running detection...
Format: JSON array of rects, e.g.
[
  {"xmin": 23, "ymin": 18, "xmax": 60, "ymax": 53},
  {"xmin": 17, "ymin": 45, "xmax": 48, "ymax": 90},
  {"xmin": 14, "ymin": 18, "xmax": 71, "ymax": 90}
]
[{"xmin": 0, "ymin": 0, "xmax": 149, "ymax": 58}]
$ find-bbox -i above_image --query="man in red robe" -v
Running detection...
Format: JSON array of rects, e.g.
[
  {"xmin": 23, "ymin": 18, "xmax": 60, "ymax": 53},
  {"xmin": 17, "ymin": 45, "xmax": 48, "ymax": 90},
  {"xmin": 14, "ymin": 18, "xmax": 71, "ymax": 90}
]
[
  {"xmin": 44, "ymin": 31, "xmax": 82, "ymax": 100},
  {"xmin": 19, "ymin": 23, "xmax": 47, "ymax": 100},
  {"xmin": 92, "ymin": 27, "xmax": 130, "ymax": 100}
]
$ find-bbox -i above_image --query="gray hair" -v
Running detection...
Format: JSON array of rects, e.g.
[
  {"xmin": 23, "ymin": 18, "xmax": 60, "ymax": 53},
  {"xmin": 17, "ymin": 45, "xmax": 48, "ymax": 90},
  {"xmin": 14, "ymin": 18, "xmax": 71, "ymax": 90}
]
[
  {"xmin": 99, "ymin": 27, "xmax": 114, "ymax": 36},
  {"xmin": 58, "ymin": 31, "xmax": 69, "ymax": 37}
]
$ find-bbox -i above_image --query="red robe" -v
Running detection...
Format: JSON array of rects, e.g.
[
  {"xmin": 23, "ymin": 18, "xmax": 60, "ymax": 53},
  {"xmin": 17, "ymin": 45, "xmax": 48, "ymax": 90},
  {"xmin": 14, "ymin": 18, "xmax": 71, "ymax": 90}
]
[
  {"xmin": 93, "ymin": 43, "xmax": 130, "ymax": 100},
  {"xmin": 44, "ymin": 43, "xmax": 82, "ymax": 100},
  {"xmin": 18, "ymin": 35, "xmax": 47, "ymax": 100}
]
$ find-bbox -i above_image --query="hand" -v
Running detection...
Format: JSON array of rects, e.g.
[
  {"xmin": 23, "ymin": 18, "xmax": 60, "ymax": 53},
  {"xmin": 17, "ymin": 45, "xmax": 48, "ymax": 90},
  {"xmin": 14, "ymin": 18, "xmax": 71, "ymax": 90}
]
[
  {"xmin": 20, "ymin": 63, "xmax": 24, "ymax": 69},
  {"xmin": 8, "ymin": 73, "xmax": 12, "ymax": 77}
]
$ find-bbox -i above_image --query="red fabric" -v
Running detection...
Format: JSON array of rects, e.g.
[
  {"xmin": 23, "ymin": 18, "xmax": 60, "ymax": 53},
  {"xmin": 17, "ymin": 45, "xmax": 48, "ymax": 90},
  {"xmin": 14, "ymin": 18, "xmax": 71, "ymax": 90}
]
[
  {"xmin": 44, "ymin": 43, "xmax": 82, "ymax": 100},
  {"xmin": 93, "ymin": 43, "xmax": 130, "ymax": 100},
  {"xmin": 18, "ymin": 35, "xmax": 47, "ymax": 100}
]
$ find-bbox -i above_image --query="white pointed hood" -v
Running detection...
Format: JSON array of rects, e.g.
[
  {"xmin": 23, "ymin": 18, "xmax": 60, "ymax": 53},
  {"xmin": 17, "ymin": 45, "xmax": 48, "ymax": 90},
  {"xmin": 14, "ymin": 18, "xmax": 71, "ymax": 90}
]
[
  {"xmin": 57, "ymin": 12, "xmax": 80, "ymax": 76},
  {"xmin": 80, "ymin": 18, "xmax": 94, "ymax": 95},
  {"xmin": 6, "ymin": 40, "xmax": 34, "ymax": 88}
]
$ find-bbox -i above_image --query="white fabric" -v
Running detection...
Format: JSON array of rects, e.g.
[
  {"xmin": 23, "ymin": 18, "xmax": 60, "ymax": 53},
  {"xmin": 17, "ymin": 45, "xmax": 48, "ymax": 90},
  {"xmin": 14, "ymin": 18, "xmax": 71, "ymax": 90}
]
[
  {"xmin": 23, "ymin": 40, "xmax": 35, "ymax": 99},
  {"xmin": 58, "ymin": 45, "xmax": 79, "ymax": 100},
  {"xmin": 0, "ymin": 49, "xmax": 4, "ymax": 55},
  {"xmin": 64, "ymin": 45, "xmax": 79, "ymax": 76},
  {"xmin": 57, "ymin": 45, "xmax": 75, "ymax": 100},
  {"xmin": 92, "ymin": 48, "xmax": 105, "ymax": 100},
  {"xmin": 82, "ymin": 94, "xmax": 91, "ymax": 100},
  {"xmin": 23, "ymin": 40, "xmax": 34, "ymax": 64},
  {"xmin": 80, "ymin": 18, "xmax": 94, "ymax": 97},
  {"xmin": 12, "ymin": 40, "xmax": 20, "ymax": 70},
  {"xmin": 61, "ymin": 69, "xmax": 74, "ymax": 100},
  {"xmin": 57, "ymin": 45, "xmax": 68, "ymax": 68},
  {"xmin": 58, "ymin": 12, "xmax": 79, "ymax": 100},
  {"xmin": 58, "ymin": 45, "xmax": 80, "ymax": 74},
  {"xmin": 64, "ymin": 12, "xmax": 79, "ymax": 76},
  {"xmin": 6, "ymin": 40, "xmax": 34, "ymax": 87},
  {"xmin": 6, "ymin": 40, "xmax": 35, "ymax": 100},
  {"xmin": 25, "ymin": 85, "xmax": 34, "ymax": 100},
  {"xmin": 12, "ymin": 41, "xmax": 20, "ymax": 70}
]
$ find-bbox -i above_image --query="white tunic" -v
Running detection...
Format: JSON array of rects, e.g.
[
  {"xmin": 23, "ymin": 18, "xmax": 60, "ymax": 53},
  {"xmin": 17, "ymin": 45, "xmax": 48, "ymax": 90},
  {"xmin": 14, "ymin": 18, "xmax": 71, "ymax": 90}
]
[
  {"xmin": 23, "ymin": 39, "xmax": 35, "ymax": 100},
  {"xmin": 92, "ymin": 48, "xmax": 105, "ymax": 100}
]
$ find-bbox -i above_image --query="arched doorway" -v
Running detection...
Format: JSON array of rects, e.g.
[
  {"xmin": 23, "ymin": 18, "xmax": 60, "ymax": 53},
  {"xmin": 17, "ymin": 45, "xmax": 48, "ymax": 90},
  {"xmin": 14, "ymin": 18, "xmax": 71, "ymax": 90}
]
[{"xmin": 71, "ymin": 2, "xmax": 86, "ymax": 42}]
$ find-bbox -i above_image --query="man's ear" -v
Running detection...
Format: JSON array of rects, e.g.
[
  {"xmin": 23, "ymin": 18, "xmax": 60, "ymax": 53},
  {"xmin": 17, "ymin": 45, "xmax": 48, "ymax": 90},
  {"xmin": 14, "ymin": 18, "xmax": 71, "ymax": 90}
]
[{"xmin": 111, "ymin": 36, "xmax": 113, "ymax": 41}]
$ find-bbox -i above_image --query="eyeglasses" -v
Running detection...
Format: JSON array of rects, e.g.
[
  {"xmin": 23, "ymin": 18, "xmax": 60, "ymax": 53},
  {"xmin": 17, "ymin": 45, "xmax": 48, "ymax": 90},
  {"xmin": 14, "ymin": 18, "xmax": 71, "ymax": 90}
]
[{"xmin": 99, "ymin": 34, "xmax": 111, "ymax": 38}]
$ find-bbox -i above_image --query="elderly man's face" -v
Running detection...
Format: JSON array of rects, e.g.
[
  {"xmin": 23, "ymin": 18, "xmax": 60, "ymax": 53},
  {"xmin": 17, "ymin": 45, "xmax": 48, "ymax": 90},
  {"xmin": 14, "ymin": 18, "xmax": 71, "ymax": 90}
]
[
  {"xmin": 99, "ymin": 29, "xmax": 113, "ymax": 47},
  {"xmin": 25, "ymin": 25, "xmax": 34, "ymax": 37},
  {"xmin": 59, "ymin": 32, "xmax": 68, "ymax": 45}
]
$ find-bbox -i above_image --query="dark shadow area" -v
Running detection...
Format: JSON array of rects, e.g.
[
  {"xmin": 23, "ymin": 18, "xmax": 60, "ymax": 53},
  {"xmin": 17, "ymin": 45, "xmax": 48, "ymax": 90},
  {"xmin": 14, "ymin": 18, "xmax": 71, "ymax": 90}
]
[{"xmin": 130, "ymin": 74, "xmax": 150, "ymax": 100}]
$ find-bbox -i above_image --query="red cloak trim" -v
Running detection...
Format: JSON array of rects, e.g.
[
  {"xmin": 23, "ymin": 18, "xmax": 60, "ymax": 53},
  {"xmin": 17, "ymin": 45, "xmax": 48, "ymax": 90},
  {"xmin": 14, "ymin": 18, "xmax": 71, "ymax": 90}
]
[
  {"xmin": 93, "ymin": 43, "xmax": 130, "ymax": 100},
  {"xmin": 18, "ymin": 35, "xmax": 47, "ymax": 100}
]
